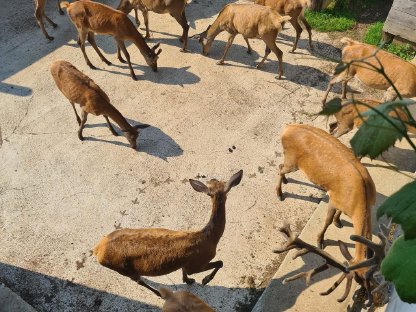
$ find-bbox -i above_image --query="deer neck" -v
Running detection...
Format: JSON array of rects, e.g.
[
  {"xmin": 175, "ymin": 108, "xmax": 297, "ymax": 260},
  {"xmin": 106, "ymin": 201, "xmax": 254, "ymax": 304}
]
[
  {"xmin": 106, "ymin": 104, "xmax": 134, "ymax": 133},
  {"xmin": 206, "ymin": 20, "xmax": 223, "ymax": 43},
  {"xmin": 203, "ymin": 193, "xmax": 226, "ymax": 244},
  {"xmin": 128, "ymin": 27, "xmax": 153, "ymax": 58}
]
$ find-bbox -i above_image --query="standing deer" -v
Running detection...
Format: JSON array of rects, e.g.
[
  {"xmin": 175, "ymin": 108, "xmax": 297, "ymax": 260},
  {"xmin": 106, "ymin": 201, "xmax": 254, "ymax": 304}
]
[
  {"xmin": 34, "ymin": 0, "xmax": 64, "ymax": 40},
  {"xmin": 50, "ymin": 60, "xmax": 150, "ymax": 149},
  {"xmin": 254, "ymin": 0, "xmax": 313, "ymax": 53},
  {"xmin": 61, "ymin": 0, "xmax": 162, "ymax": 80},
  {"xmin": 93, "ymin": 170, "xmax": 243, "ymax": 296},
  {"xmin": 191, "ymin": 4, "xmax": 291, "ymax": 79},
  {"xmin": 276, "ymin": 124, "xmax": 376, "ymax": 275},
  {"xmin": 160, "ymin": 288, "xmax": 215, "ymax": 312},
  {"xmin": 117, "ymin": 0, "xmax": 190, "ymax": 52},
  {"xmin": 322, "ymin": 38, "xmax": 416, "ymax": 105}
]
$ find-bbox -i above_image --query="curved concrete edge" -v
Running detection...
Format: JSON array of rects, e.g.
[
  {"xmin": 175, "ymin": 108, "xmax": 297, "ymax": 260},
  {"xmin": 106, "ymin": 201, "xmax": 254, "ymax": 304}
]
[{"xmin": 0, "ymin": 283, "xmax": 37, "ymax": 312}]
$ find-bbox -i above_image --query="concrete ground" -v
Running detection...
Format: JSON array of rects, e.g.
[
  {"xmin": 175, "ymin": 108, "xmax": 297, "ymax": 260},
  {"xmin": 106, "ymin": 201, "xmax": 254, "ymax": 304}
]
[{"xmin": 1, "ymin": 0, "xmax": 414, "ymax": 311}]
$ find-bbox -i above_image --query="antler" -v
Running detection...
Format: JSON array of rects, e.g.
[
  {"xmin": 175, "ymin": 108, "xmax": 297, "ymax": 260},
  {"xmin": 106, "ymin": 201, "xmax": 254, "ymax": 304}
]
[{"xmin": 273, "ymin": 224, "xmax": 355, "ymax": 302}]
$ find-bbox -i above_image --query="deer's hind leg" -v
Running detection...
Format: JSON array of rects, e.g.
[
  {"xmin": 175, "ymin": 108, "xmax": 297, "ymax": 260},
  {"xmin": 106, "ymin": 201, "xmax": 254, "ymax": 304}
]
[
  {"xmin": 70, "ymin": 101, "xmax": 81, "ymax": 125},
  {"xmin": 183, "ymin": 261, "xmax": 224, "ymax": 286},
  {"xmin": 171, "ymin": 10, "xmax": 190, "ymax": 52},
  {"xmin": 263, "ymin": 33, "xmax": 284, "ymax": 79},
  {"xmin": 317, "ymin": 202, "xmax": 337, "ymax": 248},
  {"xmin": 276, "ymin": 157, "xmax": 298, "ymax": 201},
  {"xmin": 35, "ymin": 0, "xmax": 54, "ymax": 40},
  {"xmin": 288, "ymin": 10, "xmax": 303, "ymax": 53},
  {"xmin": 87, "ymin": 32, "xmax": 112, "ymax": 65}
]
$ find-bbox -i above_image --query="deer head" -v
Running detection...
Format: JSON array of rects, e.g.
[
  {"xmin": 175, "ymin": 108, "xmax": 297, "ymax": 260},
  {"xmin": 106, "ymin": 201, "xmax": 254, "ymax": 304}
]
[
  {"xmin": 189, "ymin": 170, "xmax": 243, "ymax": 198},
  {"xmin": 123, "ymin": 124, "xmax": 150, "ymax": 149},
  {"xmin": 191, "ymin": 25, "xmax": 212, "ymax": 56},
  {"xmin": 145, "ymin": 43, "xmax": 162, "ymax": 72}
]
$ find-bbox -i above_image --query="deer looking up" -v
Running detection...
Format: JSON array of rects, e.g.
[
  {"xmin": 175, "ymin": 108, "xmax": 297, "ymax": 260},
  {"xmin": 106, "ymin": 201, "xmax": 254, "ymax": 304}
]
[
  {"xmin": 254, "ymin": 0, "xmax": 313, "ymax": 53},
  {"xmin": 61, "ymin": 0, "xmax": 162, "ymax": 80},
  {"xmin": 117, "ymin": 0, "xmax": 190, "ymax": 52},
  {"xmin": 276, "ymin": 124, "xmax": 376, "ymax": 280},
  {"xmin": 34, "ymin": 0, "xmax": 64, "ymax": 40},
  {"xmin": 192, "ymin": 4, "xmax": 291, "ymax": 79},
  {"xmin": 50, "ymin": 60, "xmax": 150, "ymax": 149},
  {"xmin": 93, "ymin": 170, "xmax": 243, "ymax": 296}
]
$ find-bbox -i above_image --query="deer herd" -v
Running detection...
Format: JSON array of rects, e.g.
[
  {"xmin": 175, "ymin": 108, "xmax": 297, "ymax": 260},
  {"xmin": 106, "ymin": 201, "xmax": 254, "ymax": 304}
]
[{"xmin": 30, "ymin": 0, "xmax": 416, "ymax": 310}]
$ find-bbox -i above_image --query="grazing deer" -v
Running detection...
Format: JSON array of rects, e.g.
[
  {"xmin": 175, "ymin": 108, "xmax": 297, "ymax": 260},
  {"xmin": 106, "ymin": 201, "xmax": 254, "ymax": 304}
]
[
  {"xmin": 322, "ymin": 38, "xmax": 416, "ymax": 105},
  {"xmin": 61, "ymin": 0, "xmax": 162, "ymax": 80},
  {"xmin": 35, "ymin": 0, "xmax": 64, "ymax": 40},
  {"xmin": 117, "ymin": 0, "xmax": 190, "ymax": 52},
  {"xmin": 93, "ymin": 170, "xmax": 243, "ymax": 296},
  {"xmin": 160, "ymin": 288, "xmax": 215, "ymax": 312},
  {"xmin": 276, "ymin": 124, "xmax": 376, "ymax": 272},
  {"xmin": 254, "ymin": 0, "xmax": 313, "ymax": 53},
  {"xmin": 191, "ymin": 4, "xmax": 291, "ymax": 79},
  {"xmin": 50, "ymin": 60, "xmax": 150, "ymax": 149},
  {"xmin": 329, "ymin": 98, "xmax": 416, "ymax": 138}
]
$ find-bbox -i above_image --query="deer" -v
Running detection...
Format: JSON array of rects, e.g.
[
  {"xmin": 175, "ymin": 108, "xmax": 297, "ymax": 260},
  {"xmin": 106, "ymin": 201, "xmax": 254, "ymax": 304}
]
[
  {"xmin": 34, "ymin": 0, "xmax": 64, "ymax": 40},
  {"xmin": 93, "ymin": 170, "xmax": 243, "ymax": 296},
  {"xmin": 61, "ymin": 0, "xmax": 162, "ymax": 80},
  {"xmin": 329, "ymin": 98, "xmax": 416, "ymax": 138},
  {"xmin": 117, "ymin": 0, "xmax": 190, "ymax": 52},
  {"xmin": 276, "ymin": 124, "xmax": 376, "ymax": 277},
  {"xmin": 50, "ymin": 60, "xmax": 150, "ymax": 149},
  {"xmin": 191, "ymin": 4, "xmax": 291, "ymax": 79},
  {"xmin": 322, "ymin": 37, "xmax": 416, "ymax": 106},
  {"xmin": 160, "ymin": 288, "xmax": 215, "ymax": 312},
  {"xmin": 254, "ymin": 0, "xmax": 313, "ymax": 53}
]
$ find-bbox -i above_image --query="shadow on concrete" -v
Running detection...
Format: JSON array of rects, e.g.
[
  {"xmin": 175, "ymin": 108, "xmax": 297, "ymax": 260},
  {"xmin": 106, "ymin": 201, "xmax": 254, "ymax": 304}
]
[
  {"xmin": 0, "ymin": 262, "xmax": 161, "ymax": 311},
  {"xmin": 80, "ymin": 118, "xmax": 183, "ymax": 160}
]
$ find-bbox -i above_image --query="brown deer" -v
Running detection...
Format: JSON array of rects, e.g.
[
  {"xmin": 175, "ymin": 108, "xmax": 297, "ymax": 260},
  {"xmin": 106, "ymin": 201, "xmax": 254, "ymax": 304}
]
[
  {"xmin": 160, "ymin": 288, "xmax": 215, "ymax": 312},
  {"xmin": 329, "ymin": 98, "xmax": 416, "ymax": 138},
  {"xmin": 117, "ymin": 0, "xmax": 190, "ymax": 52},
  {"xmin": 322, "ymin": 38, "xmax": 416, "ymax": 105},
  {"xmin": 34, "ymin": 0, "xmax": 64, "ymax": 40},
  {"xmin": 191, "ymin": 4, "xmax": 291, "ymax": 79},
  {"xmin": 50, "ymin": 60, "xmax": 150, "ymax": 149},
  {"xmin": 93, "ymin": 170, "xmax": 243, "ymax": 296},
  {"xmin": 276, "ymin": 124, "xmax": 376, "ymax": 275},
  {"xmin": 254, "ymin": 0, "xmax": 313, "ymax": 53},
  {"xmin": 61, "ymin": 0, "xmax": 162, "ymax": 80}
]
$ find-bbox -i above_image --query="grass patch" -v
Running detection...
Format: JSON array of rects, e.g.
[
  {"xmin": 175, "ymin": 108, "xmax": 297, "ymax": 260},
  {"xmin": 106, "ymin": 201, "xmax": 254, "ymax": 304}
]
[
  {"xmin": 305, "ymin": 8, "xmax": 355, "ymax": 32},
  {"xmin": 364, "ymin": 22, "xmax": 416, "ymax": 61}
]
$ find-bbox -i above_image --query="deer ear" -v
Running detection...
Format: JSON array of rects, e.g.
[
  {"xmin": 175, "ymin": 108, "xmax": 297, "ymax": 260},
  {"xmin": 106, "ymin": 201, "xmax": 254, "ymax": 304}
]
[
  {"xmin": 134, "ymin": 124, "xmax": 150, "ymax": 129},
  {"xmin": 189, "ymin": 179, "xmax": 209, "ymax": 194},
  {"xmin": 207, "ymin": 24, "xmax": 211, "ymax": 31},
  {"xmin": 152, "ymin": 42, "xmax": 161, "ymax": 50},
  {"xmin": 338, "ymin": 240, "xmax": 353, "ymax": 261},
  {"xmin": 225, "ymin": 170, "xmax": 243, "ymax": 193},
  {"xmin": 156, "ymin": 48, "xmax": 162, "ymax": 56}
]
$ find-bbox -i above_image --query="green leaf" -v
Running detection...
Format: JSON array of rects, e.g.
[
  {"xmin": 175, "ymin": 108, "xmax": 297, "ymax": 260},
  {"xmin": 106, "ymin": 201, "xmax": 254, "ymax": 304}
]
[
  {"xmin": 377, "ymin": 181, "xmax": 416, "ymax": 240},
  {"xmin": 350, "ymin": 114, "xmax": 405, "ymax": 159},
  {"xmin": 359, "ymin": 99, "xmax": 416, "ymax": 118},
  {"xmin": 318, "ymin": 97, "xmax": 342, "ymax": 115},
  {"xmin": 334, "ymin": 63, "xmax": 347, "ymax": 75},
  {"xmin": 381, "ymin": 236, "xmax": 416, "ymax": 303}
]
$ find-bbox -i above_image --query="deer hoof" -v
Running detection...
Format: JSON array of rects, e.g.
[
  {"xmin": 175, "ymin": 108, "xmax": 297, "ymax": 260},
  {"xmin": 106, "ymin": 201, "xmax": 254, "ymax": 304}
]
[
  {"xmin": 180, "ymin": 48, "xmax": 190, "ymax": 53},
  {"xmin": 47, "ymin": 36, "xmax": 54, "ymax": 41},
  {"xmin": 333, "ymin": 221, "xmax": 343, "ymax": 229},
  {"xmin": 247, "ymin": 49, "xmax": 252, "ymax": 55},
  {"xmin": 185, "ymin": 278, "xmax": 195, "ymax": 285},
  {"xmin": 216, "ymin": 60, "xmax": 225, "ymax": 65},
  {"xmin": 105, "ymin": 60, "xmax": 112, "ymax": 66}
]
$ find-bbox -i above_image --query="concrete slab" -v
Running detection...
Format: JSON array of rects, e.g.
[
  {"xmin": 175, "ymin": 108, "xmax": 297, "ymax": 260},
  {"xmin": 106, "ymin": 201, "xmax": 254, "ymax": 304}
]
[{"xmin": 0, "ymin": 284, "xmax": 36, "ymax": 312}]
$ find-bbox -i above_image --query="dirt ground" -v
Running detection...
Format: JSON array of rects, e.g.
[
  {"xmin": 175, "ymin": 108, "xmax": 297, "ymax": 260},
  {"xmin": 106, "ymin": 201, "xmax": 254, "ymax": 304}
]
[{"xmin": 0, "ymin": 0, "xmax": 392, "ymax": 311}]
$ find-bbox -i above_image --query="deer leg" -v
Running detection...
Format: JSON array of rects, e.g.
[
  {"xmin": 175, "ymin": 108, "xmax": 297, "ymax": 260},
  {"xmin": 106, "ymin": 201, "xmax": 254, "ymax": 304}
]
[
  {"xmin": 117, "ymin": 46, "xmax": 126, "ymax": 63},
  {"xmin": 34, "ymin": 3, "xmax": 54, "ymax": 40},
  {"xmin": 57, "ymin": 0, "xmax": 64, "ymax": 15},
  {"xmin": 289, "ymin": 16, "xmax": 303, "ymax": 53},
  {"xmin": 117, "ymin": 40, "xmax": 137, "ymax": 80},
  {"xmin": 217, "ymin": 34, "xmax": 236, "ymax": 65},
  {"xmin": 263, "ymin": 35, "xmax": 284, "ymax": 79},
  {"xmin": 257, "ymin": 46, "xmax": 271, "ymax": 69},
  {"xmin": 70, "ymin": 101, "xmax": 81, "ymax": 125},
  {"xmin": 104, "ymin": 116, "xmax": 118, "ymax": 136},
  {"xmin": 183, "ymin": 261, "xmax": 224, "ymax": 285},
  {"xmin": 134, "ymin": 8, "xmax": 140, "ymax": 27},
  {"xmin": 136, "ymin": 277, "xmax": 161, "ymax": 297},
  {"xmin": 143, "ymin": 11, "xmax": 150, "ymax": 39},
  {"xmin": 317, "ymin": 202, "xmax": 337, "ymax": 249},
  {"xmin": 276, "ymin": 163, "xmax": 297, "ymax": 201},
  {"xmin": 87, "ymin": 32, "xmax": 112, "ymax": 65},
  {"xmin": 182, "ymin": 269, "xmax": 195, "ymax": 285},
  {"xmin": 43, "ymin": 13, "xmax": 58, "ymax": 28},
  {"xmin": 341, "ymin": 81, "xmax": 348, "ymax": 99},
  {"xmin": 78, "ymin": 110, "xmax": 88, "ymax": 141},
  {"xmin": 78, "ymin": 31, "xmax": 96, "ymax": 69},
  {"xmin": 333, "ymin": 209, "xmax": 343, "ymax": 228},
  {"xmin": 172, "ymin": 11, "xmax": 190, "ymax": 52},
  {"xmin": 244, "ymin": 37, "xmax": 252, "ymax": 54},
  {"xmin": 299, "ymin": 13, "xmax": 313, "ymax": 51}
]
